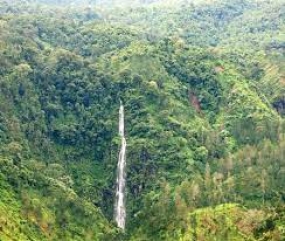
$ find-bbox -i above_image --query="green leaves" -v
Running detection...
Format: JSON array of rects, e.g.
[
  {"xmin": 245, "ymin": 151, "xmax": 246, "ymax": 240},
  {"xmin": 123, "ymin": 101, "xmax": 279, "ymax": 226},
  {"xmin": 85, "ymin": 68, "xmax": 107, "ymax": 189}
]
[{"xmin": 1, "ymin": 1, "xmax": 285, "ymax": 240}]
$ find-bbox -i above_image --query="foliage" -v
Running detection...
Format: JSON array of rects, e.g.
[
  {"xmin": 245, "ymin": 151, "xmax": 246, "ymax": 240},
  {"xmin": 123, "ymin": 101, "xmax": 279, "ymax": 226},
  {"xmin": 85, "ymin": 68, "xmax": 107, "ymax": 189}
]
[{"xmin": 0, "ymin": 0, "xmax": 285, "ymax": 240}]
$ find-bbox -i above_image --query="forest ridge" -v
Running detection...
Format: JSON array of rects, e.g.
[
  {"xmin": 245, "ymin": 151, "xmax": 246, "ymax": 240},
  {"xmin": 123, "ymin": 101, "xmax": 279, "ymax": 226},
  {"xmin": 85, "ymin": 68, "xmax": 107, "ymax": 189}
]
[{"xmin": 0, "ymin": 0, "xmax": 285, "ymax": 240}]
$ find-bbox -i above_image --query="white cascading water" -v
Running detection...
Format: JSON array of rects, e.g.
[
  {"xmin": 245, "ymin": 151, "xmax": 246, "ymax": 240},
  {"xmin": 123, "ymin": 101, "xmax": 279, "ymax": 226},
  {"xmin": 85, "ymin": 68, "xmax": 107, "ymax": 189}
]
[{"xmin": 114, "ymin": 102, "xmax": 127, "ymax": 230}]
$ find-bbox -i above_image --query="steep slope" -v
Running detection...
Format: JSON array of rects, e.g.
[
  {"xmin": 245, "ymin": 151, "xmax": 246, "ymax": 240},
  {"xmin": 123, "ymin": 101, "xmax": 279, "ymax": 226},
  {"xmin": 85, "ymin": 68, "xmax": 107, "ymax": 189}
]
[
  {"xmin": 0, "ymin": 156, "xmax": 115, "ymax": 241},
  {"xmin": 130, "ymin": 203, "xmax": 285, "ymax": 241},
  {"xmin": 0, "ymin": 0, "xmax": 285, "ymax": 240}
]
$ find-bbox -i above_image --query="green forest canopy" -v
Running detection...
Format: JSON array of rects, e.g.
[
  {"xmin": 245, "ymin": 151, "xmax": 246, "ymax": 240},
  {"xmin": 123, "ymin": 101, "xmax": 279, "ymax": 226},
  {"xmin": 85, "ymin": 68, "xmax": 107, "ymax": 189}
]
[{"xmin": 0, "ymin": 0, "xmax": 285, "ymax": 240}]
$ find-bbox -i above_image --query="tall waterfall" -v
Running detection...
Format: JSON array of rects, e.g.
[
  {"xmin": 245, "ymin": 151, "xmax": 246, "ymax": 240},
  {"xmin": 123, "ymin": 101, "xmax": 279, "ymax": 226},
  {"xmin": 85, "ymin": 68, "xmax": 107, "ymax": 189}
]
[{"xmin": 114, "ymin": 102, "xmax": 127, "ymax": 230}]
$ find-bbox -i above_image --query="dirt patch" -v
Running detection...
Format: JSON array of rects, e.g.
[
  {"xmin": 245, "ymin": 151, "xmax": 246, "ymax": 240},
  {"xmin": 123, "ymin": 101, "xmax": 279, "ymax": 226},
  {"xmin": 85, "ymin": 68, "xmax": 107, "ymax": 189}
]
[
  {"xmin": 214, "ymin": 66, "xmax": 225, "ymax": 73},
  {"xmin": 188, "ymin": 90, "xmax": 201, "ymax": 113}
]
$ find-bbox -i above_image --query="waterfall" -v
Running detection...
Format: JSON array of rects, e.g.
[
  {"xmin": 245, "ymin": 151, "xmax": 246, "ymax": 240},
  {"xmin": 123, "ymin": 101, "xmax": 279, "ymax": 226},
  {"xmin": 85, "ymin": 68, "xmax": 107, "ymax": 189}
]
[{"xmin": 114, "ymin": 102, "xmax": 127, "ymax": 230}]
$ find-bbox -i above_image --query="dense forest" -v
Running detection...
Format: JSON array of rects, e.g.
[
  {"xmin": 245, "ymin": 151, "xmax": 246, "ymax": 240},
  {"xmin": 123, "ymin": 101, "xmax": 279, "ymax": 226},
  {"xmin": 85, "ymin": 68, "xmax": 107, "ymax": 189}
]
[{"xmin": 0, "ymin": 0, "xmax": 285, "ymax": 240}]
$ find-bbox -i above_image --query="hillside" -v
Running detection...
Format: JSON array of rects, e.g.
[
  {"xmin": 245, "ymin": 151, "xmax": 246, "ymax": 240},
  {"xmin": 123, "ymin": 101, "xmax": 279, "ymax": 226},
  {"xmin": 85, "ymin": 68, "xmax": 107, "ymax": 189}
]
[{"xmin": 0, "ymin": 0, "xmax": 285, "ymax": 240}]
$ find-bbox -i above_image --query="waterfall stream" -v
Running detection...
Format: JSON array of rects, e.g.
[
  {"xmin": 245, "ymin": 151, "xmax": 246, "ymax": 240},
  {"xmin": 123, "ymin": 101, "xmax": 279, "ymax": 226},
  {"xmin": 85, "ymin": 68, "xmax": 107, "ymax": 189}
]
[{"xmin": 114, "ymin": 103, "xmax": 126, "ymax": 230}]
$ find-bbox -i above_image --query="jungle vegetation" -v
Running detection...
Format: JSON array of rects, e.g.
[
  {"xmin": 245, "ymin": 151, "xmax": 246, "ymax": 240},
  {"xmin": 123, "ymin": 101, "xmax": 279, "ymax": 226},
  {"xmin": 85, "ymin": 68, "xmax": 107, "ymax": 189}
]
[{"xmin": 0, "ymin": 0, "xmax": 285, "ymax": 240}]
